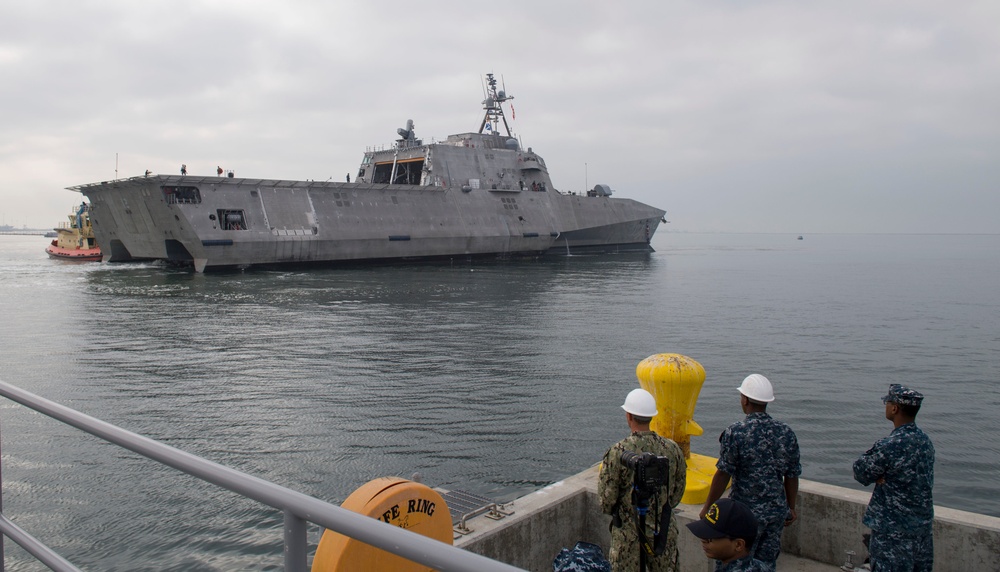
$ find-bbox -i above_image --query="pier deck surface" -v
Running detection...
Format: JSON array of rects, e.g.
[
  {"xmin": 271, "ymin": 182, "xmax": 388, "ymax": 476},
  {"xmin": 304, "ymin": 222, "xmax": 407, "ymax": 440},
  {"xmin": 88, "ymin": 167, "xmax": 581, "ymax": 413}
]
[{"xmin": 779, "ymin": 554, "xmax": 846, "ymax": 571}]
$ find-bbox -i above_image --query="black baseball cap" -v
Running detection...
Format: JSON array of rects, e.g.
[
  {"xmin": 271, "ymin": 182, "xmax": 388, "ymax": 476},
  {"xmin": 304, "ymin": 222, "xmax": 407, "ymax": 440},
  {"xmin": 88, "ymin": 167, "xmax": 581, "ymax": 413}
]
[{"xmin": 686, "ymin": 498, "xmax": 758, "ymax": 543}]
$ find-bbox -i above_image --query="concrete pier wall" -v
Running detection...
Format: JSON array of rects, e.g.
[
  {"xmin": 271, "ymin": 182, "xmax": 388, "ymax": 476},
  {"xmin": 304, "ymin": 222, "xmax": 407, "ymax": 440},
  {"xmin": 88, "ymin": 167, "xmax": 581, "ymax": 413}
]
[{"xmin": 455, "ymin": 465, "xmax": 1000, "ymax": 572}]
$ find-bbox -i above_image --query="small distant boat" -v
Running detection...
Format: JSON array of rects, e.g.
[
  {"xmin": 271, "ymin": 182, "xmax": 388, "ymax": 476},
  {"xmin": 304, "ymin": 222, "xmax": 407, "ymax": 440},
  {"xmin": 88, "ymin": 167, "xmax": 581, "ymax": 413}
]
[
  {"xmin": 797, "ymin": 235, "xmax": 803, "ymax": 240},
  {"xmin": 45, "ymin": 203, "xmax": 102, "ymax": 261}
]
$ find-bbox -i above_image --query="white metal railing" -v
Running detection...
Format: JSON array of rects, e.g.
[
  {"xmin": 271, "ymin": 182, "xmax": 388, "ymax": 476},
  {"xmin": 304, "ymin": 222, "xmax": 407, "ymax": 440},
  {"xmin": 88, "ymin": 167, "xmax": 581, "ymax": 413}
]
[{"xmin": 0, "ymin": 380, "xmax": 524, "ymax": 572}]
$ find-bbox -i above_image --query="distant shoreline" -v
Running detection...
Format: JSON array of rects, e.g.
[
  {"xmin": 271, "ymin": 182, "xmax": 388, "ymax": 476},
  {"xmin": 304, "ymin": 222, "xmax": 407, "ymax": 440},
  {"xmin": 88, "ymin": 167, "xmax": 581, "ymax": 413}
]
[{"xmin": 0, "ymin": 230, "xmax": 50, "ymax": 236}]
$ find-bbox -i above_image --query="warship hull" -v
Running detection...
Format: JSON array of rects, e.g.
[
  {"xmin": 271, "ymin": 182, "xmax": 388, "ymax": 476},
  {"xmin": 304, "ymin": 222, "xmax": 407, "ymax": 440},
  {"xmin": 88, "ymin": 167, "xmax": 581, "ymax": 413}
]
[
  {"xmin": 75, "ymin": 175, "xmax": 664, "ymax": 272},
  {"xmin": 70, "ymin": 74, "xmax": 665, "ymax": 271}
]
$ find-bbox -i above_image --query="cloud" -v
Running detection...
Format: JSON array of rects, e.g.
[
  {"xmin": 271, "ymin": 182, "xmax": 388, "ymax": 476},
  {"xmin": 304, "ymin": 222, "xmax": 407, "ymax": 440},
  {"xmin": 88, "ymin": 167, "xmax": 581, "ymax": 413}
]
[{"xmin": 1, "ymin": 0, "xmax": 998, "ymax": 233}]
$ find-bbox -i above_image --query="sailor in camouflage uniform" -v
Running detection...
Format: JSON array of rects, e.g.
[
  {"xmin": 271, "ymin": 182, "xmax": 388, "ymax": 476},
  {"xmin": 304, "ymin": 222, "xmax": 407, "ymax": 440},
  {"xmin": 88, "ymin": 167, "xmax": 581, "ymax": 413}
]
[
  {"xmin": 853, "ymin": 384, "xmax": 935, "ymax": 572},
  {"xmin": 599, "ymin": 388, "xmax": 687, "ymax": 572},
  {"xmin": 701, "ymin": 374, "xmax": 801, "ymax": 572}
]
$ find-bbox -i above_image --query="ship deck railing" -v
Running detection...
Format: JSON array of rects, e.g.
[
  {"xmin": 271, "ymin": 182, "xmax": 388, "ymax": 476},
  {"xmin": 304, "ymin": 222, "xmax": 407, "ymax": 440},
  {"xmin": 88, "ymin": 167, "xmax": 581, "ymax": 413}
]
[
  {"xmin": 0, "ymin": 380, "xmax": 523, "ymax": 572},
  {"xmin": 67, "ymin": 175, "xmax": 439, "ymax": 191}
]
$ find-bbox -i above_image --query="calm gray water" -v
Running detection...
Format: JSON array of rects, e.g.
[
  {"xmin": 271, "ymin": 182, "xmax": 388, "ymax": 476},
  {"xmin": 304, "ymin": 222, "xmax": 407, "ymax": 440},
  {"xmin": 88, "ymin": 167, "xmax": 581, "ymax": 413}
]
[{"xmin": 1, "ymin": 231, "xmax": 998, "ymax": 570}]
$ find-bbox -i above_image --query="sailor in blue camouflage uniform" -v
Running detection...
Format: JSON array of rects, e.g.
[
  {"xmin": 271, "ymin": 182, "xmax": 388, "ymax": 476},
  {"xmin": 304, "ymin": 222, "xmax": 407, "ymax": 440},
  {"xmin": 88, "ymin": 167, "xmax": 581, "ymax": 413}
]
[
  {"xmin": 853, "ymin": 384, "xmax": 935, "ymax": 572},
  {"xmin": 700, "ymin": 374, "xmax": 801, "ymax": 572},
  {"xmin": 599, "ymin": 388, "xmax": 687, "ymax": 572}
]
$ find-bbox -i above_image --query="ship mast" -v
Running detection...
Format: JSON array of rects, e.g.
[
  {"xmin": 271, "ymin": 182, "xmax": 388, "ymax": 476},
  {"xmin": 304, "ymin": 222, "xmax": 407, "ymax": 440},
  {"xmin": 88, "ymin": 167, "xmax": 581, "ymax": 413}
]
[{"xmin": 478, "ymin": 73, "xmax": 514, "ymax": 137}]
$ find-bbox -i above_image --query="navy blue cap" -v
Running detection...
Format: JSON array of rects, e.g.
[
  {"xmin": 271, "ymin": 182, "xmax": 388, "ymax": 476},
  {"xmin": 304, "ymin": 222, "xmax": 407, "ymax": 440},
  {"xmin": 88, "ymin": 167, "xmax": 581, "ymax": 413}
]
[{"xmin": 686, "ymin": 498, "xmax": 758, "ymax": 542}]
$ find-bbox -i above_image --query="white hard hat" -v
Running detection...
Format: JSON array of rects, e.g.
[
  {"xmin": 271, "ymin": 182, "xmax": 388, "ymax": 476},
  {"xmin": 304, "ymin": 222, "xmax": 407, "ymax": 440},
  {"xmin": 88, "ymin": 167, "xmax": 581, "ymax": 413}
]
[
  {"xmin": 621, "ymin": 388, "xmax": 658, "ymax": 417},
  {"xmin": 737, "ymin": 374, "xmax": 775, "ymax": 403}
]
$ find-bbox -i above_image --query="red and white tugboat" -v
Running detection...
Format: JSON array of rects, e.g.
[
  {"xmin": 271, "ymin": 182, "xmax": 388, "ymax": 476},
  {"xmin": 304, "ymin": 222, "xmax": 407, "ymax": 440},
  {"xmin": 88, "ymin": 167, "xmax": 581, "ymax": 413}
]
[{"xmin": 45, "ymin": 202, "xmax": 102, "ymax": 261}]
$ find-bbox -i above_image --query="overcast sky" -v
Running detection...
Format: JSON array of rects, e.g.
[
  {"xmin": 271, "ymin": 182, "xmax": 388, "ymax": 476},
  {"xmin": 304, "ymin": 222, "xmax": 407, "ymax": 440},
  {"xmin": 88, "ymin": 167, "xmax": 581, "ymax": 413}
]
[{"xmin": 2, "ymin": 1, "xmax": 998, "ymax": 233}]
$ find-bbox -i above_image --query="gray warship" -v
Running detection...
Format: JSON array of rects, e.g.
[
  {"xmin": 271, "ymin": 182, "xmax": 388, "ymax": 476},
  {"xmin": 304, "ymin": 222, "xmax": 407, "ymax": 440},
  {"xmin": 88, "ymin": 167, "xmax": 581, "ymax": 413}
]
[{"xmin": 70, "ymin": 74, "xmax": 666, "ymax": 272}]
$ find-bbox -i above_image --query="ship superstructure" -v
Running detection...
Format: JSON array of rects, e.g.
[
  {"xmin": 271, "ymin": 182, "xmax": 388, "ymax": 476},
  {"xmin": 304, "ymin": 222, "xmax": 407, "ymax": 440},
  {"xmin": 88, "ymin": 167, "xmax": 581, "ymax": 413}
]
[{"xmin": 69, "ymin": 74, "xmax": 665, "ymax": 272}]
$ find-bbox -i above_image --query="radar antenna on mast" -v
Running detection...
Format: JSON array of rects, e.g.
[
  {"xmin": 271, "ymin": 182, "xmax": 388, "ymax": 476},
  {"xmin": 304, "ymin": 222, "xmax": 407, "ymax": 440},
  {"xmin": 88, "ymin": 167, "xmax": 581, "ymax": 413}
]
[{"xmin": 479, "ymin": 73, "xmax": 514, "ymax": 137}]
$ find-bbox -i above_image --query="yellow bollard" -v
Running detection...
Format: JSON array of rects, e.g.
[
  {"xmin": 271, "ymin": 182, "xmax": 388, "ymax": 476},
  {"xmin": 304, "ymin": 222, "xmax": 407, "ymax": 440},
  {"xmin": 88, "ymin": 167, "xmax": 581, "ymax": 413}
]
[{"xmin": 635, "ymin": 353, "xmax": 718, "ymax": 505}]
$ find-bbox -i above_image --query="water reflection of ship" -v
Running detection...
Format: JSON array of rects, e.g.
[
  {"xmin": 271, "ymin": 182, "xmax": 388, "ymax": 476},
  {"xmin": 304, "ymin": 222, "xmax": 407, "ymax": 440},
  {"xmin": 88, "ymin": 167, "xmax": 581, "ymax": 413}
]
[{"xmin": 44, "ymin": 202, "xmax": 103, "ymax": 261}]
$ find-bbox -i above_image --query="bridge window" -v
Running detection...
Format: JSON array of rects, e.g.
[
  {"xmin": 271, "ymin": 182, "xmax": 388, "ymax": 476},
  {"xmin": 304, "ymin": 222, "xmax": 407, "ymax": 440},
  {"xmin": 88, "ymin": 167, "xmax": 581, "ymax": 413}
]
[{"xmin": 371, "ymin": 158, "xmax": 425, "ymax": 185}]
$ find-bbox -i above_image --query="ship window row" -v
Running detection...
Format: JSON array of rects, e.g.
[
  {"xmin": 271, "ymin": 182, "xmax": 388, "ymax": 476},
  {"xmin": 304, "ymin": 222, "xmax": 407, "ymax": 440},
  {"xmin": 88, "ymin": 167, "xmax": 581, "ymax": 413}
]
[{"xmin": 330, "ymin": 195, "xmax": 450, "ymax": 209}]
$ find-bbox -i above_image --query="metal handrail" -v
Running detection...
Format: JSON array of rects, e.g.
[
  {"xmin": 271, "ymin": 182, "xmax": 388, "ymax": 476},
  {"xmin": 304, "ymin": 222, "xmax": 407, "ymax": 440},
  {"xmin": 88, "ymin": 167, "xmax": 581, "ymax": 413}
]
[
  {"xmin": 0, "ymin": 380, "xmax": 524, "ymax": 572},
  {"xmin": 0, "ymin": 516, "xmax": 82, "ymax": 572}
]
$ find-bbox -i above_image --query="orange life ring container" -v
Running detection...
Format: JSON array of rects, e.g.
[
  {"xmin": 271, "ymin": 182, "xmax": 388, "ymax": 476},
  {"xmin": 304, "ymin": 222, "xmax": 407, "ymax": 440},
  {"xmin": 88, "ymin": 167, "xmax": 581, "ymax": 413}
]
[{"xmin": 311, "ymin": 477, "xmax": 452, "ymax": 571}]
